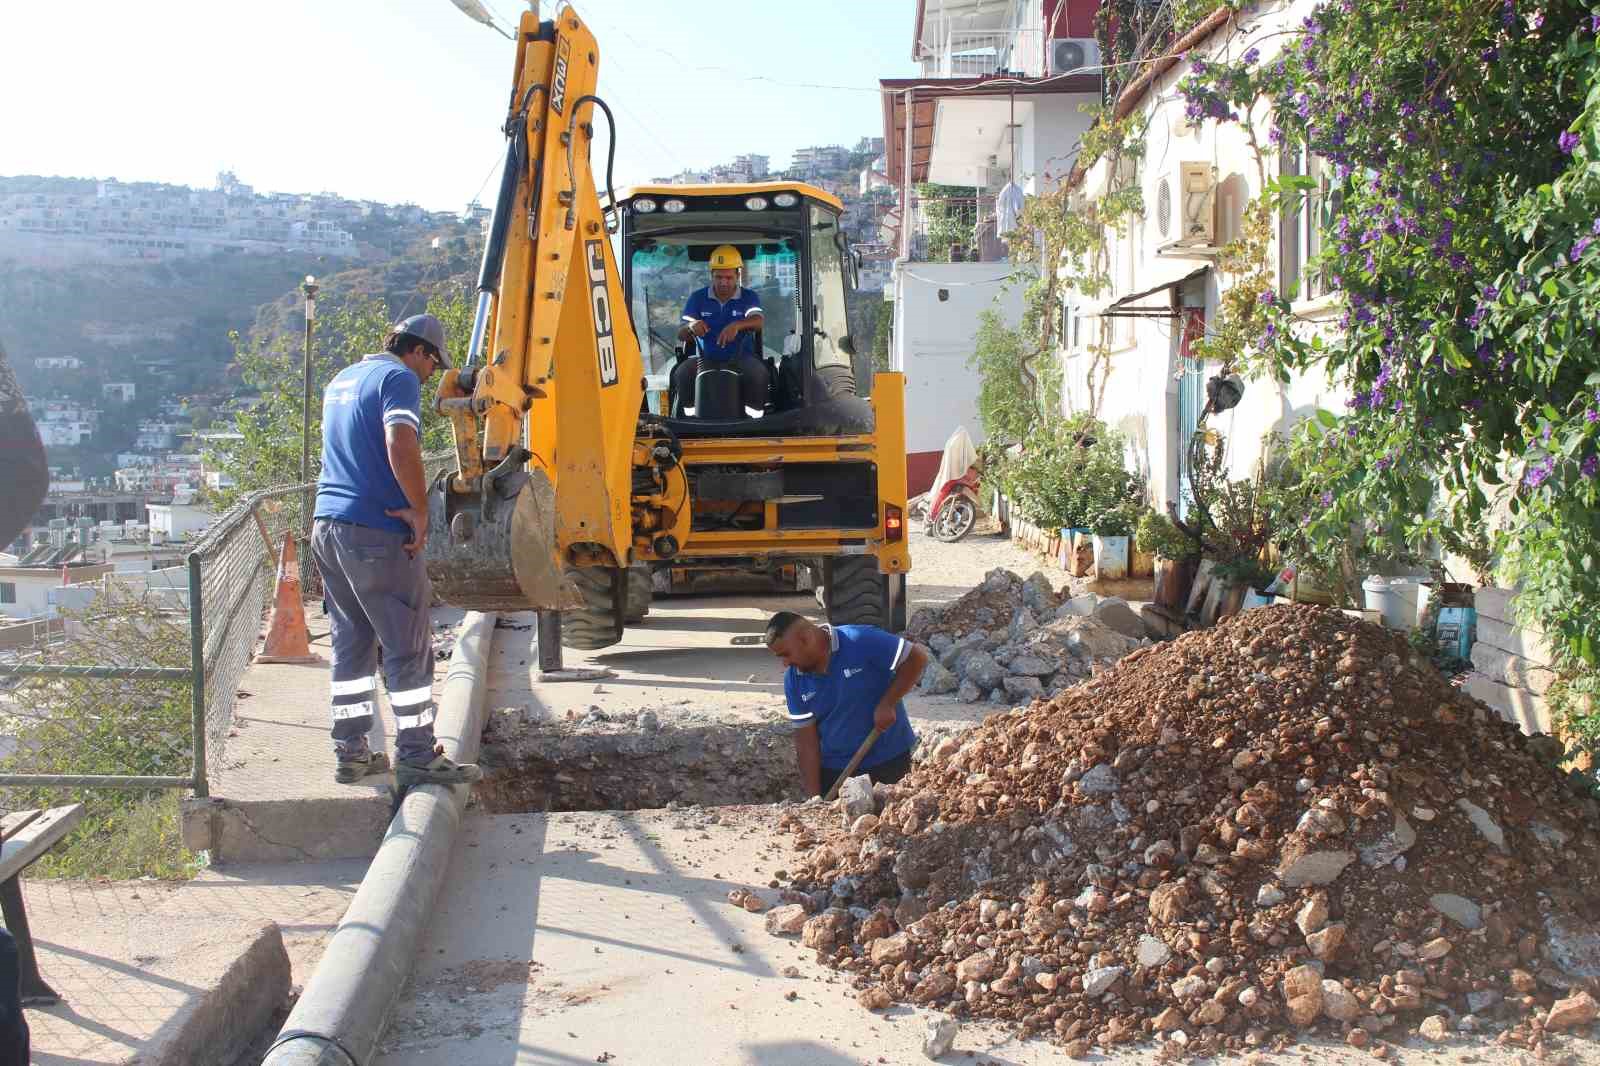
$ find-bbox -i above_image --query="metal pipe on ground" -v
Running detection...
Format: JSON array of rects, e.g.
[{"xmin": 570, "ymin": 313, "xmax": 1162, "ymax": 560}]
[{"xmin": 261, "ymin": 610, "xmax": 497, "ymax": 1066}]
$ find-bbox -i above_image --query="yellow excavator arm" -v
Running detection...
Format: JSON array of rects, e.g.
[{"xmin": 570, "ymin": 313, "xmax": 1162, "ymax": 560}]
[{"xmin": 425, "ymin": 4, "xmax": 644, "ymax": 610}]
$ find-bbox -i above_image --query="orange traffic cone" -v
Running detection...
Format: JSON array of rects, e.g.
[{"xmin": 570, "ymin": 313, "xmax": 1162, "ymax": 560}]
[{"xmin": 256, "ymin": 534, "xmax": 324, "ymax": 664}]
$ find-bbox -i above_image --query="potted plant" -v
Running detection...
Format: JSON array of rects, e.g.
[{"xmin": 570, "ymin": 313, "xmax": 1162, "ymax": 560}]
[{"xmin": 1138, "ymin": 511, "xmax": 1201, "ymax": 609}]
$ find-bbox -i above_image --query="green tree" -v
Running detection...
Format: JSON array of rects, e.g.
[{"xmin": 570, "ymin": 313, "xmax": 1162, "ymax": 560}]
[
  {"xmin": 209, "ymin": 284, "xmax": 470, "ymax": 505},
  {"xmin": 916, "ymin": 182, "xmax": 979, "ymax": 262}
]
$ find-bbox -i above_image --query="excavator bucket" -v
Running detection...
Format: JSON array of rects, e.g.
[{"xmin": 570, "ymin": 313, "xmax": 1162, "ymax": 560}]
[{"xmin": 422, "ymin": 466, "xmax": 579, "ymax": 612}]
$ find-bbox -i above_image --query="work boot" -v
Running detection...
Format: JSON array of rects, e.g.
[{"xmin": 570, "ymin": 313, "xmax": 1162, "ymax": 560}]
[
  {"xmin": 334, "ymin": 750, "xmax": 391, "ymax": 785},
  {"xmin": 396, "ymin": 752, "xmax": 484, "ymax": 789}
]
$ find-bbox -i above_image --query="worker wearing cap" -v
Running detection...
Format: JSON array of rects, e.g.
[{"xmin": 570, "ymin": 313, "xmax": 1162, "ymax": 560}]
[
  {"xmin": 764, "ymin": 611, "xmax": 927, "ymax": 798},
  {"xmin": 673, "ymin": 245, "xmax": 770, "ymax": 417},
  {"xmin": 311, "ymin": 312, "xmax": 481, "ymax": 790}
]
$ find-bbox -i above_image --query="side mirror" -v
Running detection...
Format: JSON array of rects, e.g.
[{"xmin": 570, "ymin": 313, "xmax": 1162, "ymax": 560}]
[{"xmin": 838, "ymin": 336, "xmax": 857, "ymax": 356}]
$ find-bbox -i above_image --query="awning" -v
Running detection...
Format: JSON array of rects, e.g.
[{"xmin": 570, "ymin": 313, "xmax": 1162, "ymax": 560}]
[{"xmin": 1096, "ymin": 265, "xmax": 1208, "ymax": 319}]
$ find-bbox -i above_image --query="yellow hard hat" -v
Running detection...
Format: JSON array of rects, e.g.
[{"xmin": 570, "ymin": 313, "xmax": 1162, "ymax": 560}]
[{"xmin": 708, "ymin": 245, "xmax": 743, "ymax": 271}]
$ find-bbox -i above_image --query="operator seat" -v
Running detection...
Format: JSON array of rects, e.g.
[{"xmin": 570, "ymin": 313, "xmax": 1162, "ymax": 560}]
[{"xmin": 668, "ymin": 332, "xmax": 775, "ymax": 419}]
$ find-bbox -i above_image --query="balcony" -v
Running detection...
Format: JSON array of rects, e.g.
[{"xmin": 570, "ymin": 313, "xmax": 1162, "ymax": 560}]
[
  {"xmin": 921, "ymin": 28, "xmax": 1045, "ymax": 79},
  {"xmin": 896, "ymin": 192, "xmax": 1012, "ymax": 264}
]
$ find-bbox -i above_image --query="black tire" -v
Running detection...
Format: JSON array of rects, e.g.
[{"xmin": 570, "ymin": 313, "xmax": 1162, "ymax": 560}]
[
  {"xmin": 824, "ymin": 556, "xmax": 889, "ymax": 629},
  {"xmin": 561, "ymin": 565, "xmax": 624, "ymax": 650},
  {"xmin": 624, "ymin": 563, "xmax": 652, "ymax": 624},
  {"xmin": 889, "ymin": 572, "xmax": 907, "ymax": 632},
  {"xmin": 929, "ymin": 494, "xmax": 977, "ymax": 542}
]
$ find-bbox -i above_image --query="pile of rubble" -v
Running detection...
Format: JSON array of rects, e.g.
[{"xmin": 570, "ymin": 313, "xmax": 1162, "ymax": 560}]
[
  {"xmin": 909, "ymin": 568, "xmax": 1148, "ymax": 706},
  {"xmin": 761, "ymin": 604, "xmax": 1600, "ymax": 1056}
]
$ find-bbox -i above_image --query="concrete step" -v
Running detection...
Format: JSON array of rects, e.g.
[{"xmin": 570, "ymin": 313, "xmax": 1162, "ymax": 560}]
[{"xmin": 1470, "ymin": 641, "xmax": 1558, "ymax": 696}]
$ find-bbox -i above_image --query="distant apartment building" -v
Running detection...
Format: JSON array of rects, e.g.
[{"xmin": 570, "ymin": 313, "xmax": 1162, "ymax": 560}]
[
  {"xmin": 36, "ymin": 421, "xmax": 95, "ymax": 448},
  {"xmin": 102, "ymin": 382, "xmax": 136, "ymax": 403},
  {"xmin": 855, "ymin": 136, "xmax": 886, "ymax": 156},
  {"xmin": 33, "ymin": 356, "xmax": 82, "ymax": 371},
  {"xmin": 789, "ymin": 145, "xmax": 850, "ymax": 175},
  {"xmin": 135, "ymin": 420, "xmax": 180, "ymax": 450}
]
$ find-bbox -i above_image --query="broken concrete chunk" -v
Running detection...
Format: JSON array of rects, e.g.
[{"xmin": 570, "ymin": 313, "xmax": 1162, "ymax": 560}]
[
  {"xmin": 1082, "ymin": 965, "xmax": 1125, "ymax": 997},
  {"xmin": 1136, "ymin": 934, "xmax": 1172, "ymax": 968},
  {"xmin": 1455, "ymin": 798, "xmax": 1506, "ymax": 851},
  {"xmin": 1546, "ymin": 991, "xmax": 1600, "ymax": 1030},
  {"xmin": 839, "ymin": 775, "xmax": 875, "ymax": 821},
  {"xmin": 1358, "ymin": 813, "xmax": 1417, "ymax": 868},
  {"xmin": 1078, "ymin": 763, "xmax": 1118, "ymax": 794},
  {"xmin": 1277, "ymin": 836, "xmax": 1354, "ymax": 887},
  {"xmin": 1428, "ymin": 893, "xmax": 1483, "ymax": 931},
  {"xmin": 923, "ymin": 1015, "xmax": 960, "ymax": 1059}
]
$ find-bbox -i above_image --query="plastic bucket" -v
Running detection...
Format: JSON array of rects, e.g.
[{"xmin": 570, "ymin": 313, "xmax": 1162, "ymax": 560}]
[
  {"xmin": 1363, "ymin": 576, "xmax": 1418, "ymax": 630},
  {"xmin": 1093, "ymin": 535, "xmax": 1130, "ymax": 580}
]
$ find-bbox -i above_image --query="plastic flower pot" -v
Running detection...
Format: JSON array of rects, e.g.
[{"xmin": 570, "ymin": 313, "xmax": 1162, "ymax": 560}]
[{"xmin": 1092, "ymin": 534, "xmax": 1130, "ymax": 580}]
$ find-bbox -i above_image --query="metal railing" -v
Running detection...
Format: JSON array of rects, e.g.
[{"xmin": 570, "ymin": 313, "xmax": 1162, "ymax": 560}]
[
  {"xmin": 923, "ymin": 28, "xmax": 1046, "ymax": 78},
  {"xmin": 906, "ymin": 193, "xmax": 1012, "ymax": 263},
  {"xmin": 0, "ymin": 450, "xmax": 456, "ymax": 798}
]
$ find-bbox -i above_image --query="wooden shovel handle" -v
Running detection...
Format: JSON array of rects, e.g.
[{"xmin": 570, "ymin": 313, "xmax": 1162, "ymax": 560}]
[{"xmin": 823, "ymin": 727, "xmax": 884, "ymax": 802}]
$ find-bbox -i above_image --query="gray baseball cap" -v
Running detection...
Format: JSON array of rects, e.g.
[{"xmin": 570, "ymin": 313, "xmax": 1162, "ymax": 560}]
[{"xmin": 394, "ymin": 313, "xmax": 451, "ymax": 369}]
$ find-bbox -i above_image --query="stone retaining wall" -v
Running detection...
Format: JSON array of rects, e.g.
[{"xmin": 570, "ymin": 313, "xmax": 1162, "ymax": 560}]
[{"xmin": 1465, "ymin": 586, "xmax": 1556, "ymax": 737}]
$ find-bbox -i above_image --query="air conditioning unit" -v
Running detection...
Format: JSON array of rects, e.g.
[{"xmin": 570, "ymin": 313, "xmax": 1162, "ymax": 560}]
[
  {"xmin": 1158, "ymin": 162, "xmax": 1216, "ymax": 244},
  {"xmin": 1048, "ymin": 37, "xmax": 1100, "ymax": 76}
]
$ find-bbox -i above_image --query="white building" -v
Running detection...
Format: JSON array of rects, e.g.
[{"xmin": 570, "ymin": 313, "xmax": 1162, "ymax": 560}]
[
  {"xmin": 0, "ymin": 563, "xmax": 112, "ymax": 620},
  {"xmin": 103, "ymin": 381, "xmax": 137, "ymax": 403},
  {"xmin": 36, "ymin": 421, "xmax": 94, "ymax": 447},
  {"xmin": 878, "ymin": 0, "xmax": 1102, "ymax": 493},
  {"xmin": 33, "ymin": 356, "xmax": 82, "ymax": 370},
  {"xmin": 1062, "ymin": 0, "xmax": 1344, "ymax": 515},
  {"xmin": 146, "ymin": 499, "xmax": 212, "ymax": 544}
]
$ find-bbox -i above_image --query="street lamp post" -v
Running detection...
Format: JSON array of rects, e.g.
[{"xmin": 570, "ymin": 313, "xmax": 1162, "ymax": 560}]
[{"xmin": 301, "ymin": 275, "xmax": 318, "ymax": 535}]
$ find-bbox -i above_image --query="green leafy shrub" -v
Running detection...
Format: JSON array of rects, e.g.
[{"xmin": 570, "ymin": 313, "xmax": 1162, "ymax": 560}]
[{"xmin": 1137, "ymin": 511, "xmax": 1199, "ymax": 560}]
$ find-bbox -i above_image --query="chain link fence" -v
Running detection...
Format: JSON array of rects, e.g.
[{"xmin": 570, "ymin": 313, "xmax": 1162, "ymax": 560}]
[{"xmin": 0, "ymin": 449, "xmax": 458, "ymax": 801}]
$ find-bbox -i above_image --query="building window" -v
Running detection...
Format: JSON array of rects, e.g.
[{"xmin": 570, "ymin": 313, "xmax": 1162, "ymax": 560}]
[
  {"xmin": 1280, "ymin": 147, "xmax": 1341, "ymax": 302},
  {"xmin": 1, "ymin": 582, "xmax": 15, "ymax": 605}
]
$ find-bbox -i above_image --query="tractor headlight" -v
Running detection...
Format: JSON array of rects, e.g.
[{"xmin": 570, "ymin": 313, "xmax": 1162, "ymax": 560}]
[
  {"xmin": 633, "ymin": 198, "xmax": 658, "ymax": 213},
  {"xmin": 663, "ymin": 199, "xmax": 686, "ymax": 213},
  {"xmin": 744, "ymin": 196, "xmax": 769, "ymax": 211},
  {"xmin": 773, "ymin": 192, "xmax": 798, "ymax": 207}
]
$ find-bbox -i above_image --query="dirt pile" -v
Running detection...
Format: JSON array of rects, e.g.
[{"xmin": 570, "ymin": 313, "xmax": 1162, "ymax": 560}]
[
  {"xmin": 766, "ymin": 605, "xmax": 1600, "ymax": 1056},
  {"xmin": 907, "ymin": 568, "xmax": 1147, "ymax": 705}
]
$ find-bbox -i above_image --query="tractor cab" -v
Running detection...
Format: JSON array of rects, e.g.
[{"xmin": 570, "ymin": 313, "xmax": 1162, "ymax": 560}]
[{"xmin": 616, "ymin": 183, "xmax": 866, "ymax": 435}]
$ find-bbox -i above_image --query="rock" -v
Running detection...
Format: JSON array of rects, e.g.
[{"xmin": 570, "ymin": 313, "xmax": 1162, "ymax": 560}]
[
  {"xmin": 1510, "ymin": 969, "xmax": 1538, "ymax": 994},
  {"xmin": 766, "ymin": 904, "xmax": 808, "ymax": 936},
  {"xmin": 840, "ymin": 775, "xmax": 875, "ymax": 821},
  {"xmin": 1006, "ymin": 653, "xmax": 1054, "ymax": 677},
  {"xmin": 1149, "ymin": 881, "xmax": 1189, "ymax": 923},
  {"xmin": 869, "ymin": 932, "xmax": 912, "ymax": 966},
  {"xmin": 1063, "ymin": 1038, "xmax": 1092, "ymax": 1058},
  {"xmin": 922, "ymin": 1016, "xmax": 960, "ymax": 1059},
  {"xmin": 1137, "ymin": 934, "xmax": 1172, "ymax": 968},
  {"xmin": 912, "ymin": 970, "xmax": 956, "ymax": 1003},
  {"xmin": 955, "ymin": 952, "xmax": 994, "ymax": 983},
  {"xmin": 1035, "ymin": 971, "xmax": 1059, "ymax": 991},
  {"xmin": 1297, "ymin": 808, "xmax": 1347, "ymax": 837},
  {"xmin": 800, "ymin": 908, "xmax": 853, "ymax": 951},
  {"xmin": 1347, "ymin": 1027, "xmax": 1371, "ymax": 1049},
  {"xmin": 1283, "ymin": 963, "xmax": 1325, "ymax": 1002},
  {"xmin": 1286, "ymin": 995, "xmax": 1323, "ymax": 1028},
  {"xmin": 1531, "ymin": 821, "xmax": 1571, "ymax": 849},
  {"xmin": 859, "ymin": 987, "xmax": 892, "ymax": 1010},
  {"xmin": 1428, "ymin": 893, "xmax": 1483, "ymax": 931},
  {"xmin": 1419, "ymin": 1015, "xmax": 1451, "ymax": 1043},
  {"xmin": 858, "ymin": 910, "xmax": 893, "ymax": 943},
  {"xmin": 1322, "ymin": 980, "xmax": 1361, "ymax": 1022},
  {"xmin": 918, "ymin": 661, "xmax": 959, "ymax": 695},
  {"xmin": 1467, "ymin": 989, "xmax": 1502, "ymax": 1013},
  {"xmin": 1154, "ymin": 1006, "xmax": 1187, "ymax": 1031},
  {"xmin": 741, "ymin": 892, "xmax": 769, "ymax": 913},
  {"xmin": 927, "ymin": 632, "xmax": 955, "ymax": 655},
  {"xmin": 1455, "ymin": 798, "xmax": 1506, "ymax": 851},
  {"xmin": 1239, "ymin": 986, "xmax": 1261, "ymax": 1008},
  {"xmin": 1021, "ymin": 572, "xmax": 1056, "ymax": 613},
  {"xmin": 1008, "ymin": 606, "xmax": 1040, "ymax": 641},
  {"xmin": 1171, "ymin": 975, "xmax": 1208, "ymax": 999},
  {"xmin": 1078, "ymin": 763, "xmax": 1119, "ymax": 794},
  {"xmin": 1296, "ymin": 896, "xmax": 1330, "ymax": 937},
  {"xmin": 954, "ymin": 649, "xmax": 1005, "ymax": 691},
  {"xmin": 1307, "ymin": 922, "xmax": 1347, "ymax": 962},
  {"xmin": 957, "ymin": 680, "xmax": 982, "ymax": 703},
  {"xmin": 1057, "ymin": 593, "xmax": 1100, "ymax": 618},
  {"xmin": 1193, "ymin": 1001, "xmax": 1228, "ymax": 1026},
  {"xmin": 1544, "ymin": 913, "xmax": 1600, "ymax": 980},
  {"xmin": 1546, "ymin": 990, "xmax": 1600, "ymax": 1030},
  {"xmin": 1083, "ymin": 965, "xmax": 1126, "ymax": 997},
  {"xmin": 1002, "ymin": 675, "xmax": 1044, "ymax": 700},
  {"xmin": 1277, "ymin": 837, "xmax": 1355, "ymax": 887},
  {"xmin": 1358, "ymin": 813, "xmax": 1417, "ymax": 868},
  {"xmin": 1092, "ymin": 597, "xmax": 1145, "ymax": 639},
  {"xmin": 636, "ymin": 710, "xmax": 660, "ymax": 732},
  {"xmin": 851, "ymin": 814, "xmax": 880, "ymax": 838},
  {"xmin": 1256, "ymin": 883, "xmax": 1286, "ymax": 907},
  {"xmin": 1417, "ymin": 937, "xmax": 1452, "ymax": 960}
]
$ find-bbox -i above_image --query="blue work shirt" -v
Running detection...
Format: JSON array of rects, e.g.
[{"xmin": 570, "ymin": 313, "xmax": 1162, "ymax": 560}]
[
  {"xmin": 785, "ymin": 624, "xmax": 918, "ymax": 770},
  {"xmin": 682, "ymin": 285, "xmax": 764, "ymax": 361},
  {"xmin": 314, "ymin": 354, "xmax": 420, "ymax": 535}
]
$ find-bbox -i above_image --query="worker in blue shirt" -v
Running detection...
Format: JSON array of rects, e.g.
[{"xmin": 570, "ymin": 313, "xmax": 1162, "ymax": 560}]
[
  {"xmin": 311, "ymin": 313, "xmax": 481, "ymax": 791},
  {"xmin": 672, "ymin": 245, "xmax": 770, "ymax": 417},
  {"xmin": 765, "ymin": 611, "xmax": 927, "ymax": 797}
]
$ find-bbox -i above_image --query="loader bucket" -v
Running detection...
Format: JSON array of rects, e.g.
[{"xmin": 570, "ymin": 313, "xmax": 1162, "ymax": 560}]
[{"xmin": 423, "ymin": 467, "xmax": 579, "ymax": 611}]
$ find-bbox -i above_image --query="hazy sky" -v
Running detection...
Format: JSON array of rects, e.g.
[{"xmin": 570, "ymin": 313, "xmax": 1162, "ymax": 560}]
[{"xmin": 1, "ymin": 0, "xmax": 918, "ymax": 212}]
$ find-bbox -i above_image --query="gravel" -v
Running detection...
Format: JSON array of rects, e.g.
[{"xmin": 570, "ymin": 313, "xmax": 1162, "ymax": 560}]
[{"xmin": 765, "ymin": 604, "xmax": 1600, "ymax": 1055}]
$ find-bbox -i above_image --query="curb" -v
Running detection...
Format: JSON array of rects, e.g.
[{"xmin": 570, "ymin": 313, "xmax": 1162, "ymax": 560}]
[{"xmin": 259, "ymin": 609, "xmax": 497, "ymax": 1066}]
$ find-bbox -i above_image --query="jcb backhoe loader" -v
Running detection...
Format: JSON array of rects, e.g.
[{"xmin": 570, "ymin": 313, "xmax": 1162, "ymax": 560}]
[{"xmin": 423, "ymin": 3, "xmax": 910, "ymax": 653}]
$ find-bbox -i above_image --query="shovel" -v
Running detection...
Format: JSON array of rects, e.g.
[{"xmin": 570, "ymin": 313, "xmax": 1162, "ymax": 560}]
[{"xmin": 822, "ymin": 726, "xmax": 884, "ymax": 802}]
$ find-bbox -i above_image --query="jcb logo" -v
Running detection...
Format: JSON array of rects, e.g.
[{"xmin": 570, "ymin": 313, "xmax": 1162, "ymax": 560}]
[
  {"xmin": 551, "ymin": 38, "xmax": 571, "ymax": 115},
  {"xmin": 586, "ymin": 240, "xmax": 619, "ymax": 387}
]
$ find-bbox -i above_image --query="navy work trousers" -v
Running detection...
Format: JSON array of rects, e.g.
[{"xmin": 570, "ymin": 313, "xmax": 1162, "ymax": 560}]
[{"xmin": 310, "ymin": 519, "xmax": 438, "ymax": 764}]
